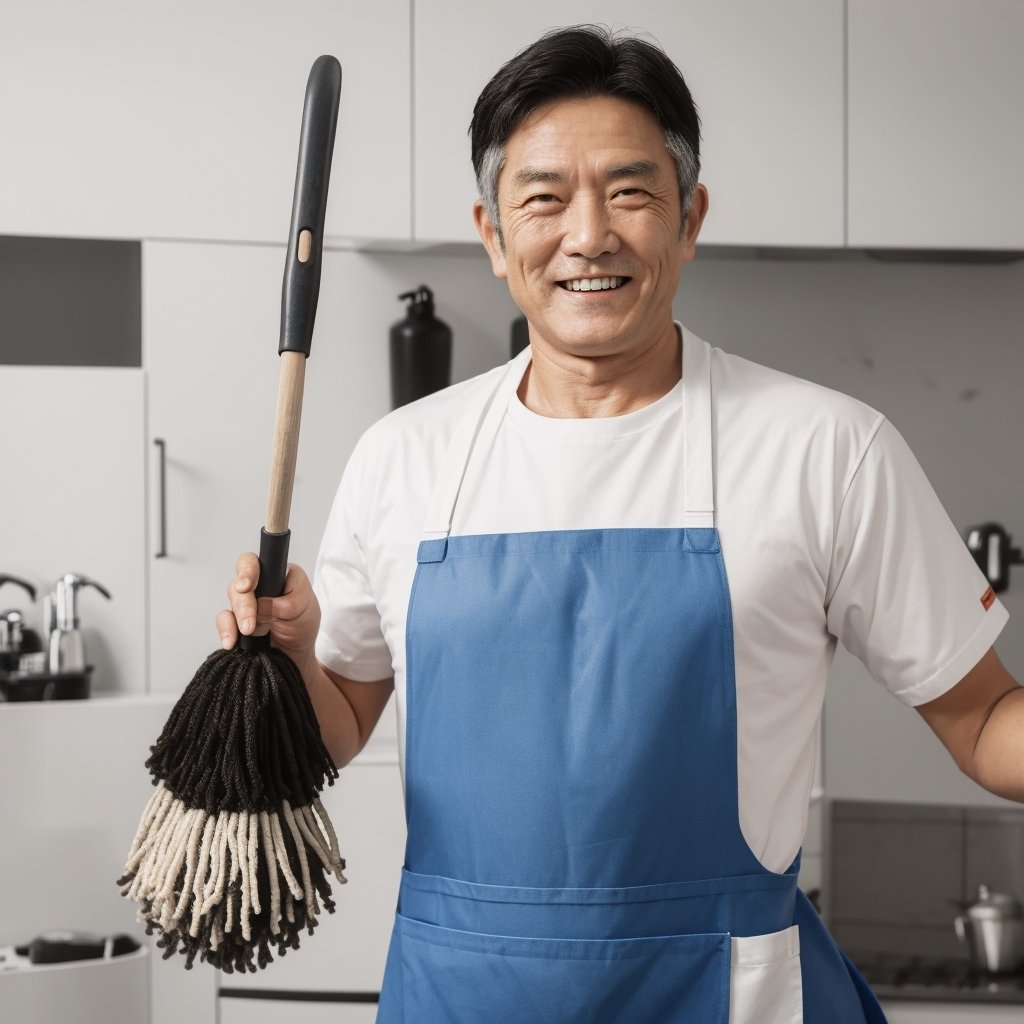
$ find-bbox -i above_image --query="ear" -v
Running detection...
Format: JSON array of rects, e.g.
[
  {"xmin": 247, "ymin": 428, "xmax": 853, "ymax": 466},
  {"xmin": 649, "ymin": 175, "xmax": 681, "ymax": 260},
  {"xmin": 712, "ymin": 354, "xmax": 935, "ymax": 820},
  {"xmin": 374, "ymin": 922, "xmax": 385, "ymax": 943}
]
[
  {"xmin": 680, "ymin": 184, "xmax": 710, "ymax": 263},
  {"xmin": 473, "ymin": 199, "xmax": 508, "ymax": 280}
]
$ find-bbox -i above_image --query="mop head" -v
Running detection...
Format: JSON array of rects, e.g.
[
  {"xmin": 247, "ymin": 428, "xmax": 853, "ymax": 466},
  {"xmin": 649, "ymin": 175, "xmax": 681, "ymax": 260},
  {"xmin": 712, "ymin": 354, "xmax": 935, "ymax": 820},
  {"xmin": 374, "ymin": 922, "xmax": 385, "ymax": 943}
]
[{"xmin": 117, "ymin": 646, "xmax": 345, "ymax": 973}]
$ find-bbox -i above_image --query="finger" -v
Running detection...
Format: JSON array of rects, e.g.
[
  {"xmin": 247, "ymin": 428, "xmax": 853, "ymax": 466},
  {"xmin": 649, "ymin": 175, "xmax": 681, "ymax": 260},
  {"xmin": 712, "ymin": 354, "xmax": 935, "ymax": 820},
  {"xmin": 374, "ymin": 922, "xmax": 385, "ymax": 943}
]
[
  {"xmin": 282, "ymin": 563, "xmax": 309, "ymax": 595},
  {"xmin": 234, "ymin": 552, "xmax": 261, "ymax": 592},
  {"xmin": 227, "ymin": 582, "xmax": 259, "ymax": 635},
  {"xmin": 273, "ymin": 589, "xmax": 316, "ymax": 625},
  {"xmin": 215, "ymin": 609, "xmax": 238, "ymax": 650}
]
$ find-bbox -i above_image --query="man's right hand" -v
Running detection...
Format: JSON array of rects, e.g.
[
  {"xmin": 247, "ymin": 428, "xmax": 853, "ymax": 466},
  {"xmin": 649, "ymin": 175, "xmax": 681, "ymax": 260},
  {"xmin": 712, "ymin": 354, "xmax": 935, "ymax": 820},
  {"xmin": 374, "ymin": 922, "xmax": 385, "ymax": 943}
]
[
  {"xmin": 216, "ymin": 552, "xmax": 395, "ymax": 769},
  {"xmin": 216, "ymin": 552, "xmax": 322, "ymax": 670}
]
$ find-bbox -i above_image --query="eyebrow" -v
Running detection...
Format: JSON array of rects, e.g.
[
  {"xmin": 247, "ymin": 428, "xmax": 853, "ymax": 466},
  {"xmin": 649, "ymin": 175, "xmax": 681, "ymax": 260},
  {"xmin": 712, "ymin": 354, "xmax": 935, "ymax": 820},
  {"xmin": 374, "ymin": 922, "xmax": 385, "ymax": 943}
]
[{"xmin": 509, "ymin": 160, "xmax": 662, "ymax": 190}]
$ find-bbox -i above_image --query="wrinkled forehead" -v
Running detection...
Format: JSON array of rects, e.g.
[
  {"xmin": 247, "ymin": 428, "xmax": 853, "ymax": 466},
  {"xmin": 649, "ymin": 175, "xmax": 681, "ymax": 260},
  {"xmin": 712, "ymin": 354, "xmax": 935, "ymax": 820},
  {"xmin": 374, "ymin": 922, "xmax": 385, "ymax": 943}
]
[{"xmin": 499, "ymin": 95, "xmax": 676, "ymax": 190}]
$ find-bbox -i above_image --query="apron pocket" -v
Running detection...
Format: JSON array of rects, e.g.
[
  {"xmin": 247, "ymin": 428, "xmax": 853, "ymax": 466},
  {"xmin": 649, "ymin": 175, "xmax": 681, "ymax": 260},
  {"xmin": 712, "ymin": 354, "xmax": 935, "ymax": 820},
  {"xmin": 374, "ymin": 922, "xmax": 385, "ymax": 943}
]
[
  {"xmin": 729, "ymin": 925, "xmax": 802, "ymax": 1024},
  {"xmin": 385, "ymin": 912, "xmax": 730, "ymax": 1024}
]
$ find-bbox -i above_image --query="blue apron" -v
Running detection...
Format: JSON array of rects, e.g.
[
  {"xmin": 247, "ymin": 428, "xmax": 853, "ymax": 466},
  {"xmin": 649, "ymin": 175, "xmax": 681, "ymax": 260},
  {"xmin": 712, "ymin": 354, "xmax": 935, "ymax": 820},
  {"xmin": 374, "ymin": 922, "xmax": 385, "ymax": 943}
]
[{"xmin": 376, "ymin": 334, "xmax": 887, "ymax": 1023}]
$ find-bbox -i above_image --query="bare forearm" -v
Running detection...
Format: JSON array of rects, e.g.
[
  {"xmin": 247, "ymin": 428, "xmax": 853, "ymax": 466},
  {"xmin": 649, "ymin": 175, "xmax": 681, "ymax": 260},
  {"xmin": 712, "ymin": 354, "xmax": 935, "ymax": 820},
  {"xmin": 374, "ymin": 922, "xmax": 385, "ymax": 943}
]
[
  {"xmin": 297, "ymin": 653, "xmax": 364, "ymax": 770},
  {"xmin": 972, "ymin": 686, "xmax": 1024, "ymax": 803}
]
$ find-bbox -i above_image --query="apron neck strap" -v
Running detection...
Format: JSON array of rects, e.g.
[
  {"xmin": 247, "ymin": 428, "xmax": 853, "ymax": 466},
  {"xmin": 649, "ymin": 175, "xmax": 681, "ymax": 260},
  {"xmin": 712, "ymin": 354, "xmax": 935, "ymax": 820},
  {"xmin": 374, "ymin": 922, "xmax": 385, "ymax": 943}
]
[
  {"xmin": 681, "ymin": 329, "xmax": 715, "ymax": 528},
  {"xmin": 422, "ymin": 327, "xmax": 716, "ymax": 540},
  {"xmin": 421, "ymin": 349, "xmax": 526, "ymax": 540}
]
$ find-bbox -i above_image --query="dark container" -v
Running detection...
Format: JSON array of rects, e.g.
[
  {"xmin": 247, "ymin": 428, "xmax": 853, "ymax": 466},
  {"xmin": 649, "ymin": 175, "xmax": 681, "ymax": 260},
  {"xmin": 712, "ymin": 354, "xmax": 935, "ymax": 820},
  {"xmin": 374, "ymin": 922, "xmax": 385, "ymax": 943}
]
[
  {"xmin": 0, "ymin": 666, "xmax": 92, "ymax": 701},
  {"xmin": 389, "ymin": 285, "xmax": 452, "ymax": 408}
]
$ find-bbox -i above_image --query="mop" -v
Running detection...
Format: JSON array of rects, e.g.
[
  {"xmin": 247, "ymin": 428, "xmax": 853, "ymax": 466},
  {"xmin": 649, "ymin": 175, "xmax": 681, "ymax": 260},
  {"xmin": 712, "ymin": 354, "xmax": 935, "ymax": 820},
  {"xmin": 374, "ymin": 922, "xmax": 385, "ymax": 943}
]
[{"xmin": 118, "ymin": 55, "xmax": 346, "ymax": 973}]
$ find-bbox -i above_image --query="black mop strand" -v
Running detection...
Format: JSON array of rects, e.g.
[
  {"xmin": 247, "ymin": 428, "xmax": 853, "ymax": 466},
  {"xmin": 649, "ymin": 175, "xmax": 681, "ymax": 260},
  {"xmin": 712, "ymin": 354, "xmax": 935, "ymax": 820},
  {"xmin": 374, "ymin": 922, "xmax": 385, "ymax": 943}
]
[{"xmin": 117, "ymin": 648, "xmax": 347, "ymax": 972}]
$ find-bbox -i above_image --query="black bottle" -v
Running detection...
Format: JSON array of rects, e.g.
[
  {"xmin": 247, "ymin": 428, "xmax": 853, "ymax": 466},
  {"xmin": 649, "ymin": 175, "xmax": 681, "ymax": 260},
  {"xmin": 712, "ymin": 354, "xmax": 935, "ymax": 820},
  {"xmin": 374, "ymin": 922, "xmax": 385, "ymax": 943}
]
[{"xmin": 389, "ymin": 285, "xmax": 452, "ymax": 408}]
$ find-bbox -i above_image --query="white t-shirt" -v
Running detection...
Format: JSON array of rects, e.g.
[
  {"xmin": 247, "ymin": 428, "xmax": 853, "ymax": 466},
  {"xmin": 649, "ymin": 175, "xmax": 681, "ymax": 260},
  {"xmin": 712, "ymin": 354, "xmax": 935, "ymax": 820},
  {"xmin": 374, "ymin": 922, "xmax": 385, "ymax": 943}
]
[{"xmin": 313, "ymin": 326, "xmax": 1007, "ymax": 873}]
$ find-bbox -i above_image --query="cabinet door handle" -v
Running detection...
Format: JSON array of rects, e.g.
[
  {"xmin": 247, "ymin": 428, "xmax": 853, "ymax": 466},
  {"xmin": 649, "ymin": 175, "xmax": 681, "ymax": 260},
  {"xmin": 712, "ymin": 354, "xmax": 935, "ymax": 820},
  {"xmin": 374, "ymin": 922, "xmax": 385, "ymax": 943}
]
[{"xmin": 154, "ymin": 438, "xmax": 167, "ymax": 559}]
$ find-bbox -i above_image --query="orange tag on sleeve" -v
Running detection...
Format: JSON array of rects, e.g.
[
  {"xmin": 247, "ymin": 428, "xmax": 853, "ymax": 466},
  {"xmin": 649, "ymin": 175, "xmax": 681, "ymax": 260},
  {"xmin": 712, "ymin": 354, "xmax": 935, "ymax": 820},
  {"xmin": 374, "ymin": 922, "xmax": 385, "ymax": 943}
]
[{"xmin": 981, "ymin": 586, "xmax": 996, "ymax": 611}]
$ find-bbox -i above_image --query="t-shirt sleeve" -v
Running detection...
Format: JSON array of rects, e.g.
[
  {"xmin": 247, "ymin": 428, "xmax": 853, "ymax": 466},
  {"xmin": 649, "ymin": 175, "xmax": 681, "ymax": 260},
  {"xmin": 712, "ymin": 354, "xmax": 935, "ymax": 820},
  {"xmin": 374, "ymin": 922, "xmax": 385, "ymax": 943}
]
[
  {"xmin": 824, "ymin": 416, "xmax": 1008, "ymax": 706},
  {"xmin": 312, "ymin": 433, "xmax": 395, "ymax": 682}
]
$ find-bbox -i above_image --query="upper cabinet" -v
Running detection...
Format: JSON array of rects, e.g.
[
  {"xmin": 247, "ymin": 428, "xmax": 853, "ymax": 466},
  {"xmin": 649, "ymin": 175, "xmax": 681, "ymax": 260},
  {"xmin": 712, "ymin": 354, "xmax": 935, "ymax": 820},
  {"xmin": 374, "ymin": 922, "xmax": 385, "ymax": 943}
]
[
  {"xmin": 413, "ymin": 1, "xmax": 845, "ymax": 247},
  {"xmin": 848, "ymin": 0, "xmax": 1024, "ymax": 250},
  {"xmin": 5, "ymin": 2, "xmax": 1019, "ymax": 251},
  {"xmin": 0, "ymin": 0, "xmax": 410, "ymax": 244}
]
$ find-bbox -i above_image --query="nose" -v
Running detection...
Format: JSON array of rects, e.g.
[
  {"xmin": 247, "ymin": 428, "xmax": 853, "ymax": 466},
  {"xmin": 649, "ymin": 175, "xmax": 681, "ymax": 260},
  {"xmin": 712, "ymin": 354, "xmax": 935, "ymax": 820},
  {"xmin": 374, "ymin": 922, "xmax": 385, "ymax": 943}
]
[{"xmin": 560, "ymin": 193, "xmax": 620, "ymax": 260}]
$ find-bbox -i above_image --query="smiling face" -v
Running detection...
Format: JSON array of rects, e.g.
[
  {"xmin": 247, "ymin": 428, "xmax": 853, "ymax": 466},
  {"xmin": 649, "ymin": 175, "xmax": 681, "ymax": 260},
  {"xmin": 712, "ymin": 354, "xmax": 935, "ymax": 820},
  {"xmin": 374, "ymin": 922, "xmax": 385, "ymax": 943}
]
[{"xmin": 474, "ymin": 94, "xmax": 708, "ymax": 366}]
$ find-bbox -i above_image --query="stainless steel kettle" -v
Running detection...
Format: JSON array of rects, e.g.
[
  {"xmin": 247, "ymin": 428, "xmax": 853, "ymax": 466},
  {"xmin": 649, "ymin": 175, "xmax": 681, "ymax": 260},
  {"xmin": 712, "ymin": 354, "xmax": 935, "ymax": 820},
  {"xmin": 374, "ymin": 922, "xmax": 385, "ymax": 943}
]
[
  {"xmin": 954, "ymin": 884, "xmax": 1024, "ymax": 974},
  {"xmin": 47, "ymin": 573, "xmax": 111, "ymax": 674}
]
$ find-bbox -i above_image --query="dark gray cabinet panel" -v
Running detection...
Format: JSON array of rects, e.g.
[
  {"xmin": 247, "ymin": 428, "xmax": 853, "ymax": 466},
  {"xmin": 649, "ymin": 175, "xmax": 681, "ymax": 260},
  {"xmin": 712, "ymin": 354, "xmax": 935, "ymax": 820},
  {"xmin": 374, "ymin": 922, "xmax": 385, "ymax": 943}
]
[{"xmin": 0, "ymin": 236, "xmax": 140, "ymax": 366}]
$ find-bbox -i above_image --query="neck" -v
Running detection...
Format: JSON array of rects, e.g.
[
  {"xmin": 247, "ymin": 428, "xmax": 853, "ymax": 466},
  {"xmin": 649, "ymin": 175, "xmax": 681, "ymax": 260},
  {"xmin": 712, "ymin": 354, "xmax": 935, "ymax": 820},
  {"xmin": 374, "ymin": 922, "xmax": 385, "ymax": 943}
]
[{"xmin": 518, "ymin": 323, "xmax": 682, "ymax": 419}]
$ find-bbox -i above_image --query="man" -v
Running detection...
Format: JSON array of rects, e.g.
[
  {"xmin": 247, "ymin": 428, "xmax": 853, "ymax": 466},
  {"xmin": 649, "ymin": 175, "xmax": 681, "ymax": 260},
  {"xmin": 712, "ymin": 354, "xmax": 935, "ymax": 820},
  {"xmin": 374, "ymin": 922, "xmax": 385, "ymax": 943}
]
[{"xmin": 218, "ymin": 25, "xmax": 1021, "ymax": 1024}]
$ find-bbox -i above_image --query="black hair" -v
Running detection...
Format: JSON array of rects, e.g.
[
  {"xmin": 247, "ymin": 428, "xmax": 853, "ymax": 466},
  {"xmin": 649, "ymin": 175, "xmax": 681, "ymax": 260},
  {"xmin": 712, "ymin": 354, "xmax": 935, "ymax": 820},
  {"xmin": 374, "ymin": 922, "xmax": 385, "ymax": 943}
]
[{"xmin": 470, "ymin": 25, "xmax": 701, "ymax": 198}]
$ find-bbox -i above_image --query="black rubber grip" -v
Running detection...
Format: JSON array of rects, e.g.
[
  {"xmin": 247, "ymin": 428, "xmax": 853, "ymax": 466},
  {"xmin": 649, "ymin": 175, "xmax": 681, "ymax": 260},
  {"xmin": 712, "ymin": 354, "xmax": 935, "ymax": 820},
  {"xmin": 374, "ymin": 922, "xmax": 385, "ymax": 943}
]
[
  {"xmin": 279, "ymin": 54, "xmax": 342, "ymax": 358},
  {"xmin": 238, "ymin": 528, "xmax": 291, "ymax": 653},
  {"xmin": 255, "ymin": 528, "xmax": 291, "ymax": 599}
]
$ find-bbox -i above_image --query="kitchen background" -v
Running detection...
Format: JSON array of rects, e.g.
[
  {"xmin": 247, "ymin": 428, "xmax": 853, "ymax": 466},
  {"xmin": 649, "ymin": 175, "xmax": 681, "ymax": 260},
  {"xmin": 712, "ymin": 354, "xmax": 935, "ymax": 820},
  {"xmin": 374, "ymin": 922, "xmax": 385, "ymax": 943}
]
[{"xmin": 2, "ymin": 1, "xmax": 1023, "ymax": 1022}]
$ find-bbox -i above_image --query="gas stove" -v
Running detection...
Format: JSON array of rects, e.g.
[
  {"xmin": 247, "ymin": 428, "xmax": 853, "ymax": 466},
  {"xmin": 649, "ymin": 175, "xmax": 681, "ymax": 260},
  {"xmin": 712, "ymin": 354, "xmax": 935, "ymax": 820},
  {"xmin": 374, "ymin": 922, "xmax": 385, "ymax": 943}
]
[{"xmin": 855, "ymin": 954, "xmax": 1024, "ymax": 1004}]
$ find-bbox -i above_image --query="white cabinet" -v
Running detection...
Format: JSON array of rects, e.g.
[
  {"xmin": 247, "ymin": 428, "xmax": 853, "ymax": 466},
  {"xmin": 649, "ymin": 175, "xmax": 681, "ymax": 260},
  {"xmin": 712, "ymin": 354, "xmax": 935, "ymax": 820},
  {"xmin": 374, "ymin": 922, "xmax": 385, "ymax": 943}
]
[
  {"xmin": 848, "ymin": 0, "xmax": 1024, "ymax": 250},
  {"xmin": 413, "ymin": 1, "xmax": 844, "ymax": 247},
  {"xmin": 0, "ymin": 696, "xmax": 219, "ymax": 1024},
  {"xmin": 143, "ymin": 240, "xmax": 396, "ymax": 692},
  {"xmin": 0, "ymin": 367, "xmax": 146, "ymax": 693},
  {"xmin": 0, "ymin": 0, "xmax": 410, "ymax": 244},
  {"xmin": 221, "ymin": 999, "xmax": 379, "ymax": 1023}
]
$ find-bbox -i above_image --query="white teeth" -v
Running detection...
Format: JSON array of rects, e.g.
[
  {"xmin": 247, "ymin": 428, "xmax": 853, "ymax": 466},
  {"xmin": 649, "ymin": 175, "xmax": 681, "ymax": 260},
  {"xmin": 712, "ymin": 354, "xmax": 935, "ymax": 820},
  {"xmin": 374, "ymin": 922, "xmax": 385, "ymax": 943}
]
[{"xmin": 563, "ymin": 276, "xmax": 623, "ymax": 291}]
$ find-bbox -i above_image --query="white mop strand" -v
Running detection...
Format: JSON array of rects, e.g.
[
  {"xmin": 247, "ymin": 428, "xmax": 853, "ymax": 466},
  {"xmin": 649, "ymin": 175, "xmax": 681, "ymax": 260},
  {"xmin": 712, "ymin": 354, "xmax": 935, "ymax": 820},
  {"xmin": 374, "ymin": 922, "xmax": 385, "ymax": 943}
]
[
  {"xmin": 201, "ymin": 811, "xmax": 231, "ymax": 915},
  {"xmin": 269, "ymin": 809, "xmax": 304, "ymax": 900},
  {"xmin": 237, "ymin": 812, "xmax": 252, "ymax": 941},
  {"xmin": 124, "ymin": 783, "xmax": 172, "ymax": 869},
  {"xmin": 224, "ymin": 811, "xmax": 239, "ymax": 933},
  {"xmin": 140, "ymin": 801, "xmax": 190, "ymax": 910},
  {"xmin": 190, "ymin": 816, "xmax": 217, "ymax": 937},
  {"xmin": 294, "ymin": 803, "xmax": 334, "ymax": 871},
  {"xmin": 171, "ymin": 810, "xmax": 209, "ymax": 925},
  {"xmin": 313, "ymin": 798, "xmax": 346, "ymax": 881},
  {"xmin": 282, "ymin": 801, "xmax": 315, "ymax": 917},
  {"xmin": 158, "ymin": 809, "xmax": 202, "ymax": 929},
  {"xmin": 145, "ymin": 796, "xmax": 188, "ymax": 894},
  {"xmin": 260, "ymin": 810, "xmax": 282, "ymax": 935},
  {"xmin": 247, "ymin": 812, "xmax": 262, "ymax": 916},
  {"xmin": 198, "ymin": 811, "xmax": 225, "ymax": 917},
  {"xmin": 127, "ymin": 793, "xmax": 184, "ymax": 901},
  {"xmin": 121, "ymin": 791, "xmax": 350, "ymax": 965},
  {"xmin": 300, "ymin": 803, "xmax": 346, "ymax": 882}
]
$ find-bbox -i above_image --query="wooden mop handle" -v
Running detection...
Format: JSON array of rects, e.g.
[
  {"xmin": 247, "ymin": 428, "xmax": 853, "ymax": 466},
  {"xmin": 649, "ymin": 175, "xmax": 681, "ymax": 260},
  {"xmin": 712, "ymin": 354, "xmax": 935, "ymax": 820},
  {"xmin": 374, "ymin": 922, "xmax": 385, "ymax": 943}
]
[
  {"xmin": 247, "ymin": 56, "xmax": 341, "ymax": 616},
  {"xmin": 265, "ymin": 351, "xmax": 306, "ymax": 535},
  {"xmin": 249, "ymin": 353, "xmax": 305, "ymax": 619}
]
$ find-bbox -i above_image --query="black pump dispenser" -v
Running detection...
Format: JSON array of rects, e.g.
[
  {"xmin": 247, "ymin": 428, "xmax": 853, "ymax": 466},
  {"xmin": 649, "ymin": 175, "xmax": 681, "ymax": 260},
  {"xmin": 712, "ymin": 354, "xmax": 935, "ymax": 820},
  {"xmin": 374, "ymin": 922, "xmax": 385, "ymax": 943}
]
[{"xmin": 389, "ymin": 285, "xmax": 452, "ymax": 408}]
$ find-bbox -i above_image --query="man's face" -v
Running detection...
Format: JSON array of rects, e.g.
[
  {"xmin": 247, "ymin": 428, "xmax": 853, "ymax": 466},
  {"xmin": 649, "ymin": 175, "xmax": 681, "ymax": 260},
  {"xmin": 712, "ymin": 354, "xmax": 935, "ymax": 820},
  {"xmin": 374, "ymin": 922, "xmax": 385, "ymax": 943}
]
[{"xmin": 474, "ymin": 94, "xmax": 708, "ymax": 361}]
